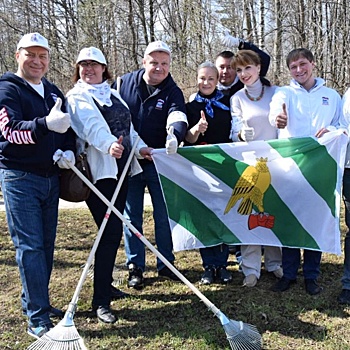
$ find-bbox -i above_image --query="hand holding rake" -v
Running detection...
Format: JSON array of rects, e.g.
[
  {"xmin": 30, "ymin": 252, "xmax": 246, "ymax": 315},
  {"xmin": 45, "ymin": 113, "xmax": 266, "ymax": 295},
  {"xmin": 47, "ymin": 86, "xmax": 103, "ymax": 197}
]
[
  {"xmin": 44, "ymin": 156, "xmax": 263, "ymax": 350},
  {"xmin": 27, "ymin": 137, "xmax": 140, "ymax": 350}
]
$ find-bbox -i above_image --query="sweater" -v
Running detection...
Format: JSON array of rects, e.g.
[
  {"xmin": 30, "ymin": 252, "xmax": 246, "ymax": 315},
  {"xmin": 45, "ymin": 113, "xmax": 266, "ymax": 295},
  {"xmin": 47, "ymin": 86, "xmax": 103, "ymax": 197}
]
[
  {"xmin": 186, "ymin": 89, "xmax": 232, "ymax": 145},
  {"xmin": 230, "ymin": 79, "xmax": 277, "ymax": 141},
  {"xmin": 269, "ymin": 78, "xmax": 342, "ymax": 138},
  {"xmin": 0, "ymin": 72, "xmax": 74, "ymax": 176}
]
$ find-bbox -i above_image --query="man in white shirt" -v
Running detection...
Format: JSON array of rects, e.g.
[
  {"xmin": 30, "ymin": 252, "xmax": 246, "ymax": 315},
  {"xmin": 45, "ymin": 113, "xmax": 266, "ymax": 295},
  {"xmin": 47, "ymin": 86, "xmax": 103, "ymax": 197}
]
[{"xmin": 269, "ymin": 48, "xmax": 342, "ymax": 295}]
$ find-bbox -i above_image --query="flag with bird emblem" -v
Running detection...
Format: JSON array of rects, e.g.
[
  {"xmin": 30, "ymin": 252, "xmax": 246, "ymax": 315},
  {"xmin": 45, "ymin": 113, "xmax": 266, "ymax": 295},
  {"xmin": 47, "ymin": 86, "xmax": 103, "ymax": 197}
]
[{"xmin": 152, "ymin": 131, "xmax": 347, "ymax": 254}]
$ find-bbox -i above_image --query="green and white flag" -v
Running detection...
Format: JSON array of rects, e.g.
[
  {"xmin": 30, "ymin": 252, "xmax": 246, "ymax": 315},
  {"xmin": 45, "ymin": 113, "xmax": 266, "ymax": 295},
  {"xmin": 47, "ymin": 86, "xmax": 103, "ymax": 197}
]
[{"xmin": 152, "ymin": 131, "xmax": 347, "ymax": 255}]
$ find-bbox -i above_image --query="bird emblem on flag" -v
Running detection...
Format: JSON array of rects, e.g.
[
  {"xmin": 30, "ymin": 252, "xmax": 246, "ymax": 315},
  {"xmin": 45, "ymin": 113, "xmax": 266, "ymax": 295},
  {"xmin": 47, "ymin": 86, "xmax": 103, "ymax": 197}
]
[{"xmin": 224, "ymin": 157, "xmax": 275, "ymax": 230}]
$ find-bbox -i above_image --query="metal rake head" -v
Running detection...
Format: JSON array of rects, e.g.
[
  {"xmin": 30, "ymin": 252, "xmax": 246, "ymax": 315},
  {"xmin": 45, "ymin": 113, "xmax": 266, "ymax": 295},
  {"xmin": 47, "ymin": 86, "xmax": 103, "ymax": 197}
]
[
  {"xmin": 27, "ymin": 313, "xmax": 88, "ymax": 350},
  {"xmin": 223, "ymin": 319, "xmax": 262, "ymax": 350}
]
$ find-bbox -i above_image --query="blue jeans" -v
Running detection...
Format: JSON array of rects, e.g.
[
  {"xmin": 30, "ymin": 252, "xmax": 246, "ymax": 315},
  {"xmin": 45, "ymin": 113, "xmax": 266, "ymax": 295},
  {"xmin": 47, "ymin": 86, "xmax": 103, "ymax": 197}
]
[
  {"xmin": 341, "ymin": 169, "xmax": 350, "ymax": 289},
  {"xmin": 200, "ymin": 245, "xmax": 229, "ymax": 268},
  {"xmin": 282, "ymin": 247, "xmax": 321, "ymax": 280},
  {"xmin": 123, "ymin": 161, "xmax": 174, "ymax": 271},
  {"xmin": 0, "ymin": 169, "xmax": 59, "ymax": 327}
]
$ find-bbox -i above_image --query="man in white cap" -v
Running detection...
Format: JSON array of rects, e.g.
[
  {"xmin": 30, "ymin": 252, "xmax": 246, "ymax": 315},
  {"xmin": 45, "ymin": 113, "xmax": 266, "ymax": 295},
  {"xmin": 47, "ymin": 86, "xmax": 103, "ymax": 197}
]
[
  {"xmin": 113, "ymin": 41, "xmax": 188, "ymax": 290},
  {"xmin": 0, "ymin": 32, "xmax": 74, "ymax": 339}
]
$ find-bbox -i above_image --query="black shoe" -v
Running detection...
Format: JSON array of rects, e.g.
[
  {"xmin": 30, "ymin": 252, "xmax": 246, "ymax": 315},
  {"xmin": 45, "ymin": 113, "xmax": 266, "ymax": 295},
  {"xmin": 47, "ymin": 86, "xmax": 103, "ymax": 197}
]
[
  {"xmin": 338, "ymin": 289, "xmax": 350, "ymax": 304},
  {"xmin": 271, "ymin": 276, "xmax": 296, "ymax": 292},
  {"xmin": 158, "ymin": 265, "xmax": 181, "ymax": 281},
  {"xmin": 94, "ymin": 305, "xmax": 116, "ymax": 324},
  {"xmin": 228, "ymin": 245, "xmax": 237, "ymax": 255},
  {"xmin": 49, "ymin": 306, "xmax": 64, "ymax": 319},
  {"xmin": 111, "ymin": 285, "xmax": 130, "ymax": 300},
  {"xmin": 305, "ymin": 279, "xmax": 323, "ymax": 295},
  {"xmin": 23, "ymin": 305, "xmax": 64, "ymax": 319},
  {"xmin": 127, "ymin": 263, "xmax": 144, "ymax": 290},
  {"xmin": 200, "ymin": 266, "xmax": 216, "ymax": 285},
  {"xmin": 216, "ymin": 266, "xmax": 233, "ymax": 284}
]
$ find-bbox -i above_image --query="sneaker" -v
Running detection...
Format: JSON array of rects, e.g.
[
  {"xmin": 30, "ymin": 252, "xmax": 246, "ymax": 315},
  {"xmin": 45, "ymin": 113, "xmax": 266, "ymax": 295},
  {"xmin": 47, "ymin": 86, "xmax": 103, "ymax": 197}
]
[
  {"xmin": 158, "ymin": 265, "xmax": 181, "ymax": 281},
  {"xmin": 216, "ymin": 266, "xmax": 233, "ymax": 284},
  {"xmin": 200, "ymin": 266, "xmax": 215, "ymax": 285},
  {"xmin": 243, "ymin": 274, "xmax": 258, "ymax": 287},
  {"xmin": 305, "ymin": 279, "xmax": 323, "ymax": 295},
  {"xmin": 93, "ymin": 305, "xmax": 116, "ymax": 324},
  {"xmin": 127, "ymin": 263, "xmax": 144, "ymax": 290},
  {"xmin": 111, "ymin": 285, "xmax": 130, "ymax": 300},
  {"xmin": 27, "ymin": 323, "xmax": 53, "ymax": 339},
  {"xmin": 338, "ymin": 289, "xmax": 350, "ymax": 305},
  {"xmin": 271, "ymin": 276, "xmax": 296, "ymax": 292},
  {"xmin": 272, "ymin": 267, "xmax": 284, "ymax": 279}
]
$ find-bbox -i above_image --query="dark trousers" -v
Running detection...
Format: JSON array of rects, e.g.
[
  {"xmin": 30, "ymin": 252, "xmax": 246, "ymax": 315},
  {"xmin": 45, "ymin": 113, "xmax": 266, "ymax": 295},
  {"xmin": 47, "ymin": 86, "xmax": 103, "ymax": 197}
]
[
  {"xmin": 200, "ymin": 244, "xmax": 230, "ymax": 268},
  {"xmin": 282, "ymin": 247, "xmax": 321, "ymax": 280},
  {"xmin": 86, "ymin": 177, "xmax": 128, "ymax": 306}
]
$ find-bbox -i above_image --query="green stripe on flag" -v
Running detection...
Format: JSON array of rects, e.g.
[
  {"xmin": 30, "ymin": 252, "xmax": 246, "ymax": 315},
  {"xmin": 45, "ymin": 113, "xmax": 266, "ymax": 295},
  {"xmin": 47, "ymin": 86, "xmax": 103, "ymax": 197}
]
[
  {"xmin": 268, "ymin": 137, "xmax": 337, "ymax": 216},
  {"xmin": 263, "ymin": 186, "xmax": 320, "ymax": 249},
  {"xmin": 177, "ymin": 144, "xmax": 241, "ymax": 187},
  {"xmin": 159, "ymin": 174, "xmax": 241, "ymax": 246},
  {"xmin": 177, "ymin": 143, "xmax": 320, "ymax": 250}
]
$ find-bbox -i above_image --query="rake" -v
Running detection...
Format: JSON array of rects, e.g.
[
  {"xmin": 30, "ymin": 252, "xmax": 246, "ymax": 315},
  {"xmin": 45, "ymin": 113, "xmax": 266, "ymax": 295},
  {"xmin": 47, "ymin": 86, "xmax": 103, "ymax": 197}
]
[
  {"xmin": 27, "ymin": 136, "xmax": 140, "ymax": 350},
  {"xmin": 59, "ymin": 158, "xmax": 263, "ymax": 350}
]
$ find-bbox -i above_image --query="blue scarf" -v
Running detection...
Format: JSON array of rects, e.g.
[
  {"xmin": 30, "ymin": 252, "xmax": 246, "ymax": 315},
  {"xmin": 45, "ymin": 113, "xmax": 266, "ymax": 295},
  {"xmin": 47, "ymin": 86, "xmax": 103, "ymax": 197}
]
[{"xmin": 194, "ymin": 90, "xmax": 229, "ymax": 118}]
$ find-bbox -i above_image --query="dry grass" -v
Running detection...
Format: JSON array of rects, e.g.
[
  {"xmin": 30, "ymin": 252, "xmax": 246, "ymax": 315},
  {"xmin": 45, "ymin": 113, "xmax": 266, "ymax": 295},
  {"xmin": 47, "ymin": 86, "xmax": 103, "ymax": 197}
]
[{"xmin": 0, "ymin": 206, "xmax": 350, "ymax": 350}]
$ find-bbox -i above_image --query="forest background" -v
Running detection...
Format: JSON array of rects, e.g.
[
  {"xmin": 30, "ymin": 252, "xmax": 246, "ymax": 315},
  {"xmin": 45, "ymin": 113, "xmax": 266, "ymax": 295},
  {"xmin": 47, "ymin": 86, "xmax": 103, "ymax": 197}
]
[{"xmin": 0, "ymin": 0, "xmax": 349, "ymax": 99}]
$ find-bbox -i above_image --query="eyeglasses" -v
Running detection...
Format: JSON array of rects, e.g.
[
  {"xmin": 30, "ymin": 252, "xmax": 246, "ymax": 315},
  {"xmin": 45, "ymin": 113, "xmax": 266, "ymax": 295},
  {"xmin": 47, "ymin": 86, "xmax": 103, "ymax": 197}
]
[{"xmin": 79, "ymin": 61, "xmax": 100, "ymax": 68}]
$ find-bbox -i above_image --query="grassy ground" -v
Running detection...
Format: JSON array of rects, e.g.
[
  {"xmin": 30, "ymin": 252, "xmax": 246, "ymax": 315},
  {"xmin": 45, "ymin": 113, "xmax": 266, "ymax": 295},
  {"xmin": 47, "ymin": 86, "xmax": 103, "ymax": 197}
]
[{"xmin": 1, "ymin": 206, "xmax": 350, "ymax": 349}]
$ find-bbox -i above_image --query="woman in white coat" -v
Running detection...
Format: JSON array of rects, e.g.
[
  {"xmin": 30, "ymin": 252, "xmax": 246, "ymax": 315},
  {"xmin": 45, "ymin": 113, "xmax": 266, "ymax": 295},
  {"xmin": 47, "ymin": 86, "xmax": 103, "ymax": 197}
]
[
  {"xmin": 230, "ymin": 50, "xmax": 282, "ymax": 287},
  {"xmin": 66, "ymin": 47, "xmax": 152, "ymax": 323}
]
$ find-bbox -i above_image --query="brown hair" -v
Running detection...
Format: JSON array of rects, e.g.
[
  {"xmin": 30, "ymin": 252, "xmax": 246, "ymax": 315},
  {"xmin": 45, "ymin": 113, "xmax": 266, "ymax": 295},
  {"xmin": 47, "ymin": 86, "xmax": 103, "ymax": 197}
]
[
  {"xmin": 72, "ymin": 63, "xmax": 112, "ymax": 83},
  {"xmin": 231, "ymin": 50, "xmax": 261, "ymax": 69},
  {"xmin": 286, "ymin": 48, "xmax": 314, "ymax": 68}
]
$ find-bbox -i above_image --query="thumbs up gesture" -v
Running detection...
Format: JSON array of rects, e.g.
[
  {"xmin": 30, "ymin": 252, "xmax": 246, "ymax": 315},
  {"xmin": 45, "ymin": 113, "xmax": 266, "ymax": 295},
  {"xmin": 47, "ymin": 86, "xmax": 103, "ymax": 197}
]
[
  {"xmin": 165, "ymin": 125, "xmax": 178, "ymax": 154},
  {"xmin": 46, "ymin": 98, "xmax": 71, "ymax": 133},
  {"xmin": 109, "ymin": 136, "xmax": 124, "ymax": 159},
  {"xmin": 197, "ymin": 110, "xmax": 208, "ymax": 136},
  {"xmin": 275, "ymin": 103, "xmax": 288, "ymax": 129}
]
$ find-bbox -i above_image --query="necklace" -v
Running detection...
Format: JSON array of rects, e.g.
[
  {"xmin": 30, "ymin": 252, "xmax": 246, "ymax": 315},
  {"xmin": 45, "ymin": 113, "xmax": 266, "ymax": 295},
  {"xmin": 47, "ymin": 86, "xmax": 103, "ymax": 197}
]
[{"xmin": 245, "ymin": 85, "xmax": 265, "ymax": 102}]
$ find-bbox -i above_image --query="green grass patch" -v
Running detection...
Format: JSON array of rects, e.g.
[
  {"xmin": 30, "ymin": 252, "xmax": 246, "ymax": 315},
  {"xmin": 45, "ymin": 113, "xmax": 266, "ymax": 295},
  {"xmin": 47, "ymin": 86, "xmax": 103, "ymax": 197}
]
[{"xmin": 0, "ymin": 206, "xmax": 349, "ymax": 349}]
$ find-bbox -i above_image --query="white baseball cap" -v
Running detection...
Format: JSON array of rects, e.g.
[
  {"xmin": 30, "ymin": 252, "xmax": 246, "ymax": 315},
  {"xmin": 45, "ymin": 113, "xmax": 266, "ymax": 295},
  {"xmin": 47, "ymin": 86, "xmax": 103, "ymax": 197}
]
[
  {"xmin": 76, "ymin": 47, "xmax": 107, "ymax": 65},
  {"xmin": 144, "ymin": 41, "xmax": 171, "ymax": 57},
  {"xmin": 17, "ymin": 33, "xmax": 50, "ymax": 52}
]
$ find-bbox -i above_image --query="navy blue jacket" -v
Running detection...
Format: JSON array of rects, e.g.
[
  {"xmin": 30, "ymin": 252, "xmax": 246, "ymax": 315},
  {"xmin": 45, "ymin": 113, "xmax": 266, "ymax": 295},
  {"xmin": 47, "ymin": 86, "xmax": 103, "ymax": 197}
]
[
  {"xmin": 114, "ymin": 69, "xmax": 187, "ymax": 149},
  {"xmin": 0, "ymin": 72, "xmax": 75, "ymax": 176}
]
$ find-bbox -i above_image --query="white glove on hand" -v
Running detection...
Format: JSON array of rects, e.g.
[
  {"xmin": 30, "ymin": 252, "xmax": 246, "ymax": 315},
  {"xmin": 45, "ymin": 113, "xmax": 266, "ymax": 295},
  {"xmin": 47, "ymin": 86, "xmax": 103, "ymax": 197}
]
[
  {"xmin": 240, "ymin": 127, "xmax": 255, "ymax": 142},
  {"xmin": 165, "ymin": 126, "xmax": 178, "ymax": 154},
  {"xmin": 53, "ymin": 149, "xmax": 75, "ymax": 169},
  {"xmin": 46, "ymin": 98, "xmax": 71, "ymax": 133},
  {"xmin": 222, "ymin": 30, "xmax": 240, "ymax": 48}
]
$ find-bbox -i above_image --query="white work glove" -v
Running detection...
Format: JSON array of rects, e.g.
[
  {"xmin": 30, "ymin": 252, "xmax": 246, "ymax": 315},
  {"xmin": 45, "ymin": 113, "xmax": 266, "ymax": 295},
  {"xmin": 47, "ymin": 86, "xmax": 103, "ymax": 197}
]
[
  {"xmin": 53, "ymin": 149, "xmax": 75, "ymax": 169},
  {"xmin": 46, "ymin": 98, "xmax": 71, "ymax": 133},
  {"xmin": 165, "ymin": 126, "xmax": 178, "ymax": 154},
  {"xmin": 222, "ymin": 30, "xmax": 240, "ymax": 48},
  {"xmin": 240, "ymin": 126, "xmax": 255, "ymax": 142}
]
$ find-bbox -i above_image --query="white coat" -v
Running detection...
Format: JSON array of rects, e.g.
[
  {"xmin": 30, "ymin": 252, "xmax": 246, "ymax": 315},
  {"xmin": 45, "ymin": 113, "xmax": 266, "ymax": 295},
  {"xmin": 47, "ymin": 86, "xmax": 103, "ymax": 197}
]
[{"xmin": 66, "ymin": 86, "xmax": 146, "ymax": 183}]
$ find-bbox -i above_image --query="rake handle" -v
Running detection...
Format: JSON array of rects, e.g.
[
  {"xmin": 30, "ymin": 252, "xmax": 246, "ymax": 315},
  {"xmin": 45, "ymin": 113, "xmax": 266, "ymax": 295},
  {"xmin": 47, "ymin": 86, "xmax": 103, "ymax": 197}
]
[
  {"xmin": 67, "ymin": 160, "xmax": 223, "ymax": 319},
  {"xmin": 66, "ymin": 136, "xmax": 140, "ymax": 313}
]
